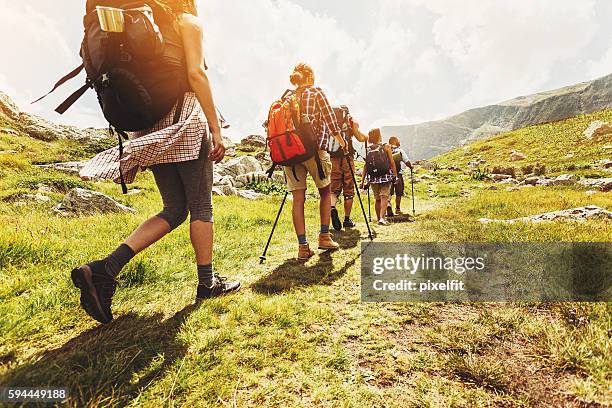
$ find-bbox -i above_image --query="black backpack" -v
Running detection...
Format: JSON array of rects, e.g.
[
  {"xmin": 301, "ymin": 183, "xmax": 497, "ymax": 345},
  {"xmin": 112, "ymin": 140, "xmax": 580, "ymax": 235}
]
[
  {"xmin": 329, "ymin": 106, "xmax": 353, "ymax": 158},
  {"xmin": 366, "ymin": 143, "xmax": 391, "ymax": 178},
  {"xmin": 392, "ymin": 147, "xmax": 403, "ymax": 173},
  {"xmin": 36, "ymin": 1, "xmax": 190, "ymax": 132},
  {"xmin": 34, "ymin": 1, "xmax": 193, "ymax": 193}
]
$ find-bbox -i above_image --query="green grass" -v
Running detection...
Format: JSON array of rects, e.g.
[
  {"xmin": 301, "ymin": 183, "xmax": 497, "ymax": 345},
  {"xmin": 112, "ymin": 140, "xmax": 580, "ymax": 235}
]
[{"xmin": 0, "ymin": 114, "xmax": 610, "ymax": 408}]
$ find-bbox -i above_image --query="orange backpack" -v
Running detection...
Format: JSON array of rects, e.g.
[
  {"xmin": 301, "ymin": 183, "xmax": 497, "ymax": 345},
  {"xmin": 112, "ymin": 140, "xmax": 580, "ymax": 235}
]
[{"xmin": 266, "ymin": 90, "xmax": 318, "ymax": 167}]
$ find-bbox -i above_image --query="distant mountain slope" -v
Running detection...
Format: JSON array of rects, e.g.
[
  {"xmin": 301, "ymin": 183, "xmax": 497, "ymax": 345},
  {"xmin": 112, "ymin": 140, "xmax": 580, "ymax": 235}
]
[{"xmin": 383, "ymin": 73, "xmax": 612, "ymax": 159}]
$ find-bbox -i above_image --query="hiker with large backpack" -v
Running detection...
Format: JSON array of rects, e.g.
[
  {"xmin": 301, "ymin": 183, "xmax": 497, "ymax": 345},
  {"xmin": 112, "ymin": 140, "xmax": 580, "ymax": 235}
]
[
  {"xmin": 329, "ymin": 106, "xmax": 369, "ymax": 231},
  {"xmin": 39, "ymin": 0, "xmax": 241, "ymax": 324},
  {"xmin": 360, "ymin": 129, "xmax": 398, "ymax": 226},
  {"xmin": 387, "ymin": 136, "xmax": 413, "ymax": 216},
  {"xmin": 267, "ymin": 63, "xmax": 347, "ymax": 260}
]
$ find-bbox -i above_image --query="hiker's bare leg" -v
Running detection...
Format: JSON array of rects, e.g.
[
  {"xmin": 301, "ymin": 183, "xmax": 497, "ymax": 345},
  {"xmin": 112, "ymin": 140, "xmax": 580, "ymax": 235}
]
[
  {"xmin": 375, "ymin": 199, "xmax": 381, "ymax": 220},
  {"xmin": 190, "ymin": 220, "xmax": 213, "ymax": 265},
  {"xmin": 331, "ymin": 192, "xmax": 339, "ymax": 207},
  {"xmin": 380, "ymin": 197, "xmax": 389, "ymax": 220},
  {"xmin": 344, "ymin": 198, "xmax": 353, "ymax": 218},
  {"xmin": 292, "ymin": 189, "xmax": 307, "ymax": 236},
  {"xmin": 319, "ymin": 185, "xmax": 332, "ymax": 227},
  {"xmin": 124, "ymin": 216, "xmax": 172, "ymax": 254},
  {"xmin": 396, "ymin": 195, "xmax": 402, "ymax": 210}
]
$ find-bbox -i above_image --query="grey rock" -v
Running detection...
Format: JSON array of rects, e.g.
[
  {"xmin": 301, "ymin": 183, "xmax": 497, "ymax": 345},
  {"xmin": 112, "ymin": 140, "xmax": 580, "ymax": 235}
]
[
  {"xmin": 255, "ymin": 151, "xmax": 272, "ymax": 165},
  {"xmin": 552, "ymin": 174, "xmax": 578, "ymax": 186},
  {"xmin": 36, "ymin": 161, "xmax": 87, "ymax": 176},
  {"xmin": 421, "ymin": 174, "xmax": 437, "ymax": 180},
  {"xmin": 19, "ymin": 113, "xmax": 109, "ymax": 142},
  {"xmin": 597, "ymin": 159, "xmax": 612, "ymax": 169},
  {"xmin": 523, "ymin": 176, "xmax": 541, "ymax": 186},
  {"xmin": 510, "ymin": 151, "xmax": 527, "ymax": 161},
  {"xmin": 234, "ymin": 172, "xmax": 268, "ymax": 188},
  {"xmin": 0, "ymin": 149, "xmax": 18, "ymax": 154},
  {"xmin": 497, "ymin": 178, "xmax": 518, "ymax": 185},
  {"xmin": 0, "ymin": 92, "xmax": 20, "ymax": 120},
  {"xmin": 479, "ymin": 206, "xmax": 612, "ymax": 224},
  {"xmin": 240, "ymin": 135, "xmax": 266, "ymax": 148},
  {"xmin": 237, "ymin": 189, "xmax": 264, "ymax": 200},
  {"xmin": 20, "ymin": 193, "xmax": 51, "ymax": 203},
  {"xmin": 583, "ymin": 120, "xmax": 612, "ymax": 139},
  {"xmin": 536, "ymin": 178, "xmax": 555, "ymax": 187},
  {"xmin": 578, "ymin": 178, "xmax": 612, "ymax": 192},
  {"xmin": 216, "ymin": 155, "xmax": 264, "ymax": 177},
  {"xmin": 215, "ymin": 175, "xmax": 235, "ymax": 187},
  {"xmin": 491, "ymin": 174, "xmax": 512, "ymax": 181},
  {"xmin": 55, "ymin": 188, "xmax": 136, "ymax": 215},
  {"xmin": 223, "ymin": 137, "xmax": 236, "ymax": 149},
  {"xmin": 1, "ymin": 128, "xmax": 19, "ymax": 136}
]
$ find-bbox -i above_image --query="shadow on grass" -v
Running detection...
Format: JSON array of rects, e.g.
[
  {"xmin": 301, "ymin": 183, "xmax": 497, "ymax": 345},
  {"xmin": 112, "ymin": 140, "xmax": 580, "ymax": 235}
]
[
  {"xmin": 0, "ymin": 304, "xmax": 200, "ymax": 406},
  {"xmin": 252, "ymin": 229, "xmax": 361, "ymax": 295}
]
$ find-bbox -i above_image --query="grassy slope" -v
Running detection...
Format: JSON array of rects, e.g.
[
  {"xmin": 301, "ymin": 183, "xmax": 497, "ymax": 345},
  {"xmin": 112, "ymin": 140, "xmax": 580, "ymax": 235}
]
[{"xmin": 0, "ymin": 111, "xmax": 610, "ymax": 407}]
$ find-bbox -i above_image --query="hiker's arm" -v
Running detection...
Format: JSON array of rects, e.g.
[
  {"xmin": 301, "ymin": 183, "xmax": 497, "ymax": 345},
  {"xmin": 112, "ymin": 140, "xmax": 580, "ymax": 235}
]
[
  {"xmin": 316, "ymin": 89, "xmax": 346, "ymax": 150},
  {"xmin": 402, "ymin": 149, "xmax": 412, "ymax": 169},
  {"xmin": 180, "ymin": 14, "xmax": 224, "ymax": 163},
  {"xmin": 351, "ymin": 121, "xmax": 368, "ymax": 143},
  {"xmin": 386, "ymin": 145, "xmax": 399, "ymax": 178}
]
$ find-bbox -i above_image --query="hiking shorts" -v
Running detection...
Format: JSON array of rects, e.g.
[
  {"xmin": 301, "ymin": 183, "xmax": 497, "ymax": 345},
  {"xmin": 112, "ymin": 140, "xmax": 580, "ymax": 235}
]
[
  {"xmin": 330, "ymin": 155, "xmax": 355, "ymax": 199},
  {"xmin": 151, "ymin": 142, "xmax": 213, "ymax": 229},
  {"xmin": 283, "ymin": 150, "xmax": 332, "ymax": 192},
  {"xmin": 390, "ymin": 174, "xmax": 405, "ymax": 197},
  {"xmin": 371, "ymin": 182, "xmax": 391, "ymax": 200}
]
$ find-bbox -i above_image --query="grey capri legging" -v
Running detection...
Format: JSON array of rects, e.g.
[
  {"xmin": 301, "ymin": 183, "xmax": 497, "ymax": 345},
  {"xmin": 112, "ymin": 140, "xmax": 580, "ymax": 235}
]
[{"xmin": 150, "ymin": 141, "xmax": 214, "ymax": 230}]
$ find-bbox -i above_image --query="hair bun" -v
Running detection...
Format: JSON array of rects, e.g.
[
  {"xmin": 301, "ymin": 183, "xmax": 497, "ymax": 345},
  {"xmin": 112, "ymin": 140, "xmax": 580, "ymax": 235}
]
[{"xmin": 290, "ymin": 71, "xmax": 304, "ymax": 86}]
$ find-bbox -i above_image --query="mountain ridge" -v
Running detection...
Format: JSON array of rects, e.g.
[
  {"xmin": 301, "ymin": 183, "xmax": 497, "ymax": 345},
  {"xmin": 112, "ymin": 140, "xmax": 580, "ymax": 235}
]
[{"xmin": 383, "ymin": 73, "xmax": 612, "ymax": 159}]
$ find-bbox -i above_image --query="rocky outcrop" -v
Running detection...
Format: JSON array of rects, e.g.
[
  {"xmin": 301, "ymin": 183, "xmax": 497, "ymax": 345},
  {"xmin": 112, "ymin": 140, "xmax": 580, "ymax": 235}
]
[
  {"xmin": 583, "ymin": 120, "xmax": 612, "ymax": 139},
  {"xmin": 0, "ymin": 92, "xmax": 110, "ymax": 143},
  {"xmin": 509, "ymin": 151, "xmax": 527, "ymax": 161},
  {"xmin": 240, "ymin": 135, "xmax": 266, "ymax": 149},
  {"xmin": 55, "ymin": 188, "xmax": 136, "ymax": 215},
  {"xmin": 578, "ymin": 178, "xmax": 612, "ymax": 192},
  {"xmin": 0, "ymin": 91, "xmax": 20, "ymax": 120},
  {"xmin": 216, "ymin": 156, "xmax": 264, "ymax": 178},
  {"xmin": 479, "ymin": 206, "xmax": 612, "ymax": 224},
  {"xmin": 383, "ymin": 72, "xmax": 612, "ymax": 159}
]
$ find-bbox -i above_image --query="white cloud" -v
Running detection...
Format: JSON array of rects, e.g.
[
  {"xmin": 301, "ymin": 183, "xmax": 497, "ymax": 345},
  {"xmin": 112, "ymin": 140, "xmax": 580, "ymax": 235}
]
[
  {"xmin": 0, "ymin": 0, "xmax": 607, "ymax": 136},
  {"xmin": 416, "ymin": 0, "xmax": 598, "ymax": 110}
]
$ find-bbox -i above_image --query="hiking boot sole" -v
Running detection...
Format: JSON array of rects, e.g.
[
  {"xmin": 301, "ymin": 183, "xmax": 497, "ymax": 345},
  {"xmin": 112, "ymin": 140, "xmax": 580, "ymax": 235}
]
[
  {"xmin": 331, "ymin": 208, "xmax": 342, "ymax": 231},
  {"xmin": 71, "ymin": 266, "xmax": 112, "ymax": 324},
  {"xmin": 318, "ymin": 245, "xmax": 340, "ymax": 251}
]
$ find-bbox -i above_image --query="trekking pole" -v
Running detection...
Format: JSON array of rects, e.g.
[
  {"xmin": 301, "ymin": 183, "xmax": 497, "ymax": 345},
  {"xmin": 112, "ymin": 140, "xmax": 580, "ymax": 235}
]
[
  {"xmin": 410, "ymin": 166, "xmax": 416, "ymax": 216},
  {"xmin": 347, "ymin": 153, "xmax": 373, "ymax": 241},
  {"xmin": 260, "ymin": 190, "xmax": 289, "ymax": 264}
]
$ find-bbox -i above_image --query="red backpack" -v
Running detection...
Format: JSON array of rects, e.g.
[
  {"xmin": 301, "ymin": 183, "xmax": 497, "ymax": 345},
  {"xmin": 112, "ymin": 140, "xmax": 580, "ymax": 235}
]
[
  {"xmin": 265, "ymin": 89, "xmax": 325, "ymax": 181},
  {"xmin": 266, "ymin": 90, "xmax": 318, "ymax": 166}
]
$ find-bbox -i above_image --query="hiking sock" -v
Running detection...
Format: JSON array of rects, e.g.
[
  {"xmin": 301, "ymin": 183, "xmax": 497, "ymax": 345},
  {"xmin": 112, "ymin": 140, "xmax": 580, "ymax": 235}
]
[
  {"xmin": 320, "ymin": 225, "xmax": 330, "ymax": 234},
  {"xmin": 344, "ymin": 216, "xmax": 350, "ymax": 222},
  {"xmin": 298, "ymin": 234, "xmax": 308, "ymax": 245},
  {"xmin": 105, "ymin": 244, "xmax": 135, "ymax": 278},
  {"xmin": 198, "ymin": 264, "xmax": 214, "ymax": 288}
]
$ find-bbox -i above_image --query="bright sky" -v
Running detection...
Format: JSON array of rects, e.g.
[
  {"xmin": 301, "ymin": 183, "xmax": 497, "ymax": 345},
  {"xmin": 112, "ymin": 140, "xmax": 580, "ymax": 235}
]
[{"xmin": 1, "ymin": 0, "xmax": 612, "ymax": 140}]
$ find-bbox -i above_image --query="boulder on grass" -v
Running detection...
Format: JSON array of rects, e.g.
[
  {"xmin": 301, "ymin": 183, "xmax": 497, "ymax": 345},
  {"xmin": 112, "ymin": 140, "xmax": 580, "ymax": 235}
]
[
  {"xmin": 552, "ymin": 174, "xmax": 578, "ymax": 186},
  {"xmin": 578, "ymin": 178, "xmax": 612, "ymax": 192},
  {"xmin": 216, "ymin": 156, "xmax": 264, "ymax": 177},
  {"xmin": 0, "ymin": 91, "xmax": 20, "ymax": 120},
  {"xmin": 510, "ymin": 151, "xmax": 527, "ymax": 161},
  {"xmin": 55, "ymin": 188, "xmax": 136, "ymax": 215},
  {"xmin": 240, "ymin": 135, "xmax": 266, "ymax": 149}
]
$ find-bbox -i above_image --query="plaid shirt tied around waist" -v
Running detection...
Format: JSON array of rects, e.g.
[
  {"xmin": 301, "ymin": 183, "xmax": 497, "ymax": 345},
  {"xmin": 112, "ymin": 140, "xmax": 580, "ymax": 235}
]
[{"xmin": 80, "ymin": 92, "xmax": 209, "ymax": 185}]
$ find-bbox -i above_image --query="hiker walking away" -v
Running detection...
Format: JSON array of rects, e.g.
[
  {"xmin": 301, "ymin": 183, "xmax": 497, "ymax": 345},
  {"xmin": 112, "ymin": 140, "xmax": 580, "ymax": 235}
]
[
  {"xmin": 361, "ymin": 129, "xmax": 398, "ymax": 226},
  {"xmin": 329, "ymin": 107, "xmax": 368, "ymax": 231},
  {"xmin": 285, "ymin": 63, "xmax": 348, "ymax": 260},
  {"xmin": 72, "ymin": 0, "xmax": 240, "ymax": 325},
  {"xmin": 387, "ymin": 136, "xmax": 412, "ymax": 216}
]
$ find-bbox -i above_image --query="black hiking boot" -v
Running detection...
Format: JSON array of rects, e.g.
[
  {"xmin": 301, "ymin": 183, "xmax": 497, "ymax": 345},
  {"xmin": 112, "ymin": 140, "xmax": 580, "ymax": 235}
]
[
  {"xmin": 196, "ymin": 273, "xmax": 241, "ymax": 300},
  {"xmin": 343, "ymin": 218, "xmax": 356, "ymax": 229},
  {"xmin": 331, "ymin": 207, "xmax": 342, "ymax": 231},
  {"xmin": 71, "ymin": 261, "xmax": 117, "ymax": 325}
]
